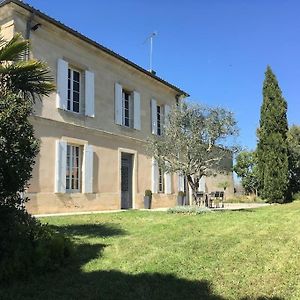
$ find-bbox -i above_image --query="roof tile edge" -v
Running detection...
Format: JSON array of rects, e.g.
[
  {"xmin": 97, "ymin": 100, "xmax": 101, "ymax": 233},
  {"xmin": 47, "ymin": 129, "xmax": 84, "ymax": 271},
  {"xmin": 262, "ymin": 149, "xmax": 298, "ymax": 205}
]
[{"xmin": 0, "ymin": 0, "xmax": 189, "ymax": 97}]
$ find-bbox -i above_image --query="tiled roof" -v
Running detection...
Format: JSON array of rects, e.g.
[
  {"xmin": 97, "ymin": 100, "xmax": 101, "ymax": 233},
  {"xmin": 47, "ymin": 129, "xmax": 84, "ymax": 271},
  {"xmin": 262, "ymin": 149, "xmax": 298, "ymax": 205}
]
[{"xmin": 0, "ymin": 0, "xmax": 189, "ymax": 97}]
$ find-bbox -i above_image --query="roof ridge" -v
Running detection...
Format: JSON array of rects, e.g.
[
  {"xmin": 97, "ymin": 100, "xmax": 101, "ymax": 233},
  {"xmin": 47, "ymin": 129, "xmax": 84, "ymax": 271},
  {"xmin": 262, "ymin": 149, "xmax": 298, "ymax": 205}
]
[{"xmin": 0, "ymin": 0, "xmax": 189, "ymax": 96}]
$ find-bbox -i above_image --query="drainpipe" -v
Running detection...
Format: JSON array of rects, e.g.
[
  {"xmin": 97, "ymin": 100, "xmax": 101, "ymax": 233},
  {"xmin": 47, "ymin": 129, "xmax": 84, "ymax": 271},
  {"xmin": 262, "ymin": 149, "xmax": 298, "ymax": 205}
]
[{"xmin": 25, "ymin": 12, "xmax": 35, "ymax": 60}]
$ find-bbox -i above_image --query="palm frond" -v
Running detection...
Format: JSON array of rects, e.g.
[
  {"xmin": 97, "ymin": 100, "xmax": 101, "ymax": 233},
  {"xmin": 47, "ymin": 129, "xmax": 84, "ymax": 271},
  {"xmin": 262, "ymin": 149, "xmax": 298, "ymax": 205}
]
[
  {"xmin": 0, "ymin": 33, "xmax": 29, "ymax": 62},
  {"xmin": 0, "ymin": 59, "xmax": 55, "ymax": 100}
]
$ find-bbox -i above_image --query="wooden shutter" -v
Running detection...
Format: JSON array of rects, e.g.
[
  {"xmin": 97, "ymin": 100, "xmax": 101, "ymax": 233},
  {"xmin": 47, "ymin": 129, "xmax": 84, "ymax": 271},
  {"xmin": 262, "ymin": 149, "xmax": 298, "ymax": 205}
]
[
  {"xmin": 85, "ymin": 70, "xmax": 95, "ymax": 117},
  {"xmin": 133, "ymin": 91, "xmax": 141, "ymax": 130},
  {"xmin": 56, "ymin": 58, "xmax": 68, "ymax": 110},
  {"xmin": 164, "ymin": 173, "xmax": 172, "ymax": 194},
  {"xmin": 151, "ymin": 158, "xmax": 159, "ymax": 193},
  {"xmin": 178, "ymin": 173, "xmax": 185, "ymax": 192},
  {"xmin": 82, "ymin": 145, "xmax": 93, "ymax": 193},
  {"xmin": 164, "ymin": 104, "xmax": 171, "ymax": 126},
  {"xmin": 151, "ymin": 98, "xmax": 157, "ymax": 134},
  {"xmin": 115, "ymin": 83, "xmax": 123, "ymax": 125},
  {"xmin": 55, "ymin": 140, "xmax": 67, "ymax": 193}
]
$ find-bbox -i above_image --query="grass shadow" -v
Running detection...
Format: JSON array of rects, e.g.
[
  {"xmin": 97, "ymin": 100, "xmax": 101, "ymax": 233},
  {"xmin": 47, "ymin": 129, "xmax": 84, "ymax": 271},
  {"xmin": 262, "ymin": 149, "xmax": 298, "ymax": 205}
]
[
  {"xmin": 48, "ymin": 222, "xmax": 127, "ymax": 238},
  {"xmin": 0, "ymin": 223, "xmax": 284, "ymax": 300},
  {"xmin": 1, "ymin": 239, "xmax": 285, "ymax": 300}
]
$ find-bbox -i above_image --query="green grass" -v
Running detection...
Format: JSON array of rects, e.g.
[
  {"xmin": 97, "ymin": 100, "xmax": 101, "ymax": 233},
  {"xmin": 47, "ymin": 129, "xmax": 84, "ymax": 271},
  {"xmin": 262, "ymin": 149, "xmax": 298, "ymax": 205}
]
[{"xmin": 2, "ymin": 202, "xmax": 300, "ymax": 300}]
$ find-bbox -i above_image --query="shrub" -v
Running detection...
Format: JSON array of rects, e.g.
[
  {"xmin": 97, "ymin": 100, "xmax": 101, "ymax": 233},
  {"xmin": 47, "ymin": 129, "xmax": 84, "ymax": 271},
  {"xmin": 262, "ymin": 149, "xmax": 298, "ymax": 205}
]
[
  {"xmin": 167, "ymin": 206, "xmax": 212, "ymax": 215},
  {"xmin": 145, "ymin": 190, "xmax": 152, "ymax": 197},
  {"xmin": 225, "ymin": 196, "xmax": 265, "ymax": 203},
  {"xmin": 178, "ymin": 191, "xmax": 185, "ymax": 197},
  {"xmin": 292, "ymin": 192, "xmax": 300, "ymax": 201},
  {"xmin": 0, "ymin": 201, "xmax": 73, "ymax": 282}
]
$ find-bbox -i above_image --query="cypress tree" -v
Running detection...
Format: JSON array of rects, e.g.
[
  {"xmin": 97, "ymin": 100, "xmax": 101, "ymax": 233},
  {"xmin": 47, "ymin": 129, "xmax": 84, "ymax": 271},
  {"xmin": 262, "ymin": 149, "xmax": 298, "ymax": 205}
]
[{"xmin": 257, "ymin": 66, "xmax": 289, "ymax": 203}]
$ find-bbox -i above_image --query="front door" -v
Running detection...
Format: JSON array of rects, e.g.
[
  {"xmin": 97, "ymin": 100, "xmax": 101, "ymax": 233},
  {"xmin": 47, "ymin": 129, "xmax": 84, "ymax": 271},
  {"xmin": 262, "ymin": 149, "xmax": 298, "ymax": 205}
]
[{"xmin": 121, "ymin": 153, "xmax": 133, "ymax": 209}]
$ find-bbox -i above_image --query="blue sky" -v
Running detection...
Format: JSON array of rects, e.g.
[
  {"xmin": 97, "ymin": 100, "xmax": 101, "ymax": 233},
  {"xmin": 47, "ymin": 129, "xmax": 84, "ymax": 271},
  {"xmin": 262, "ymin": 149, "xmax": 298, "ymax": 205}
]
[{"xmin": 27, "ymin": 0, "xmax": 299, "ymax": 149}]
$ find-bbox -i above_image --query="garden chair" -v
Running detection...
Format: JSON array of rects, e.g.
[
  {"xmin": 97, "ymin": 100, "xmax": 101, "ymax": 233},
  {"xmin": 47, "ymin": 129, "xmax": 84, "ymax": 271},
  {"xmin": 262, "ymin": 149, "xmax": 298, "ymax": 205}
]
[
  {"xmin": 196, "ymin": 191, "xmax": 205, "ymax": 206},
  {"xmin": 219, "ymin": 191, "xmax": 225, "ymax": 208}
]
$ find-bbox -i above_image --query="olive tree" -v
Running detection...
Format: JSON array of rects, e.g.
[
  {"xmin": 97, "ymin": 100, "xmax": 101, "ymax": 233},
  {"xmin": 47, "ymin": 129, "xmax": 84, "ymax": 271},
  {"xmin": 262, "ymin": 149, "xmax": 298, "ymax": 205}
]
[{"xmin": 147, "ymin": 102, "xmax": 238, "ymax": 202}]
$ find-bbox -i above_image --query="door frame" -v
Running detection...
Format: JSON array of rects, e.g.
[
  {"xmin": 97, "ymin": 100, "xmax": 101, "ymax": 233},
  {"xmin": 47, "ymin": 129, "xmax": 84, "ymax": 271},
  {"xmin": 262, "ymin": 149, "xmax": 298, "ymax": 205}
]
[{"xmin": 118, "ymin": 148, "xmax": 137, "ymax": 209}]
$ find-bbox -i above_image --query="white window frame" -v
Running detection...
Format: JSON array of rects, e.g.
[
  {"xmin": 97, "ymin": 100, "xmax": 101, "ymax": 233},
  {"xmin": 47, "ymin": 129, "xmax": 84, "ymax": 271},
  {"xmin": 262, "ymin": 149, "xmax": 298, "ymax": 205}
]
[
  {"xmin": 158, "ymin": 167, "xmax": 165, "ymax": 193},
  {"xmin": 67, "ymin": 67, "xmax": 81, "ymax": 114},
  {"xmin": 122, "ymin": 90, "xmax": 133, "ymax": 128},
  {"xmin": 66, "ymin": 144, "xmax": 82, "ymax": 193},
  {"xmin": 157, "ymin": 105, "xmax": 163, "ymax": 136}
]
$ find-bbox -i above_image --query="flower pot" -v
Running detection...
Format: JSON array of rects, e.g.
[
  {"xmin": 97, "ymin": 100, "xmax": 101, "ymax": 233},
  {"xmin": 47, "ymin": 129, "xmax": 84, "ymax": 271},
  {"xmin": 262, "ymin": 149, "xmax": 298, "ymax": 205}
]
[
  {"xmin": 177, "ymin": 195, "xmax": 184, "ymax": 206},
  {"xmin": 144, "ymin": 196, "xmax": 152, "ymax": 209}
]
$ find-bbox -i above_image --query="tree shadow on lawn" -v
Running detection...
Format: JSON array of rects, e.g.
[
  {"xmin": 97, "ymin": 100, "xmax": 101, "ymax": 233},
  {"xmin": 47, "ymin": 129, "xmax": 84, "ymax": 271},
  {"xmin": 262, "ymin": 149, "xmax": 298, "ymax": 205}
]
[
  {"xmin": 1, "ymin": 223, "xmax": 284, "ymax": 300},
  {"xmin": 48, "ymin": 222, "xmax": 127, "ymax": 238}
]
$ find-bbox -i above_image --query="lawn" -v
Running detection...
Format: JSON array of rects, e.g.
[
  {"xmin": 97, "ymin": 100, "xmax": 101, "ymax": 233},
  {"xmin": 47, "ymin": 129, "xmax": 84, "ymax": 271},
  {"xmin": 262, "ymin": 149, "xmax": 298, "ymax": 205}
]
[{"xmin": 2, "ymin": 202, "xmax": 300, "ymax": 300}]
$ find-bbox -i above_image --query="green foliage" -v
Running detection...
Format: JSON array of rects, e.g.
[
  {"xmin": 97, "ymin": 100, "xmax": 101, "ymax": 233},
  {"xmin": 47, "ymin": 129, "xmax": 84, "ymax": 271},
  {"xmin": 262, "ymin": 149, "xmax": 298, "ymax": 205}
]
[
  {"xmin": 0, "ymin": 33, "xmax": 55, "ymax": 102},
  {"xmin": 0, "ymin": 33, "xmax": 69, "ymax": 283},
  {"xmin": 233, "ymin": 151, "xmax": 259, "ymax": 195},
  {"xmin": 178, "ymin": 191, "xmax": 185, "ymax": 197},
  {"xmin": 287, "ymin": 125, "xmax": 300, "ymax": 195},
  {"xmin": 167, "ymin": 206, "xmax": 212, "ymax": 215},
  {"xmin": 144, "ymin": 190, "xmax": 152, "ymax": 197},
  {"xmin": 257, "ymin": 66, "xmax": 289, "ymax": 203},
  {"xmin": 0, "ymin": 201, "xmax": 73, "ymax": 282},
  {"xmin": 217, "ymin": 181, "xmax": 229, "ymax": 190},
  {"xmin": 147, "ymin": 102, "xmax": 238, "ymax": 201},
  {"xmin": 0, "ymin": 93, "xmax": 38, "ymax": 202},
  {"xmin": 225, "ymin": 195, "xmax": 265, "ymax": 203}
]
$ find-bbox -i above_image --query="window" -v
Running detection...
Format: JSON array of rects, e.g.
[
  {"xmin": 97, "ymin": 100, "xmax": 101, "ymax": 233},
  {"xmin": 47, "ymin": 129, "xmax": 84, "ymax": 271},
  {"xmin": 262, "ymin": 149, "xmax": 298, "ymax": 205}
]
[
  {"xmin": 158, "ymin": 167, "xmax": 165, "ymax": 193},
  {"xmin": 66, "ymin": 144, "xmax": 82, "ymax": 192},
  {"xmin": 157, "ymin": 105, "xmax": 163, "ymax": 136},
  {"xmin": 67, "ymin": 68, "xmax": 81, "ymax": 113},
  {"xmin": 122, "ymin": 90, "xmax": 133, "ymax": 128}
]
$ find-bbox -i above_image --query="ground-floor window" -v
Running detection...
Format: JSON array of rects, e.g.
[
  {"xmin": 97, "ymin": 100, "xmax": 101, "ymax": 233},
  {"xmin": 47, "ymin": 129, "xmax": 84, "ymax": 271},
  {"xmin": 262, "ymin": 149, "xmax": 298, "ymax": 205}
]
[
  {"xmin": 66, "ymin": 144, "xmax": 81, "ymax": 192},
  {"xmin": 158, "ymin": 167, "xmax": 165, "ymax": 193}
]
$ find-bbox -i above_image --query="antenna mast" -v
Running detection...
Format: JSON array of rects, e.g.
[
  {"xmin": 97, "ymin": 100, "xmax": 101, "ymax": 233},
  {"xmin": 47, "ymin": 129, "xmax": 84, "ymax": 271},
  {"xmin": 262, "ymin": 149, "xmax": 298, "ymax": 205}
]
[{"xmin": 145, "ymin": 31, "xmax": 158, "ymax": 72}]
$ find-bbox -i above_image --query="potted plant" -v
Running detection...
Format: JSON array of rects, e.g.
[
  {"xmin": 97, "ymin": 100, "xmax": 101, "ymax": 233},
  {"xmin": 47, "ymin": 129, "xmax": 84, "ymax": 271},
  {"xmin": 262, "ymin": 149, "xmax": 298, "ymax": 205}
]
[
  {"xmin": 144, "ymin": 190, "xmax": 152, "ymax": 209},
  {"xmin": 177, "ymin": 191, "xmax": 186, "ymax": 206}
]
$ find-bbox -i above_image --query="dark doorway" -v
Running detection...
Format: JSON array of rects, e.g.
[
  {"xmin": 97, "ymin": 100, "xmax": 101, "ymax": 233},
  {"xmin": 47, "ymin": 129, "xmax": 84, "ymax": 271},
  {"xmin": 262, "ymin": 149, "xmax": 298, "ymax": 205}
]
[{"xmin": 121, "ymin": 153, "xmax": 133, "ymax": 209}]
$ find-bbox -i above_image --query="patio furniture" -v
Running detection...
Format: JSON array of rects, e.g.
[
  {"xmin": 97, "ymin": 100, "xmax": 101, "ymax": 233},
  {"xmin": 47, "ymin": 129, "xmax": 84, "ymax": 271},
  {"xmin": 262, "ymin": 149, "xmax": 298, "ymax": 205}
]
[{"xmin": 195, "ymin": 191, "xmax": 205, "ymax": 206}]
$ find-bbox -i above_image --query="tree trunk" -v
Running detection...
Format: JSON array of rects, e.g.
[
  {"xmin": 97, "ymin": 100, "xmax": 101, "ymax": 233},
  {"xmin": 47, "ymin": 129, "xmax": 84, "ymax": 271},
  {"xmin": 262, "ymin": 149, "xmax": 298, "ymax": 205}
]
[{"xmin": 187, "ymin": 175, "xmax": 199, "ymax": 205}]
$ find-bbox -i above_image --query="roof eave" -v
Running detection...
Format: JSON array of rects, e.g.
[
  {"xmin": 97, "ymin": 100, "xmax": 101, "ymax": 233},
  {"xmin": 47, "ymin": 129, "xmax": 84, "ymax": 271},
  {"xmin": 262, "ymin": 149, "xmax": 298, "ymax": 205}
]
[{"xmin": 0, "ymin": 0, "xmax": 189, "ymax": 97}]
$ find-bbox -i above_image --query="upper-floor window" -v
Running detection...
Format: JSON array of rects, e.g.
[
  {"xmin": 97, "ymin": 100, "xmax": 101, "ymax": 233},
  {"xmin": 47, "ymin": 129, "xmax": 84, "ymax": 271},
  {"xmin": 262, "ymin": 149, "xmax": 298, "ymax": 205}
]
[
  {"xmin": 115, "ymin": 83, "xmax": 141, "ymax": 130},
  {"xmin": 122, "ymin": 90, "xmax": 133, "ymax": 128},
  {"xmin": 157, "ymin": 105, "xmax": 163, "ymax": 136},
  {"xmin": 56, "ymin": 59, "xmax": 95, "ymax": 117},
  {"xmin": 151, "ymin": 99, "xmax": 170, "ymax": 136},
  {"xmin": 67, "ymin": 68, "xmax": 81, "ymax": 113}
]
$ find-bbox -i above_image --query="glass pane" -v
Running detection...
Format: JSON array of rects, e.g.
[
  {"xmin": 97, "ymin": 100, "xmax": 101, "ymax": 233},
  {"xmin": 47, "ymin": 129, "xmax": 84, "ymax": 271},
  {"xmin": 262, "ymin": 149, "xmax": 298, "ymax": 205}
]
[
  {"xmin": 125, "ymin": 100, "xmax": 129, "ymax": 109},
  {"xmin": 125, "ymin": 118, "xmax": 129, "ymax": 127},
  {"xmin": 68, "ymin": 68, "xmax": 71, "ymax": 79},
  {"xmin": 73, "ymin": 91, "xmax": 79, "ymax": 102},
  {"xmin": 125, "ymin": 108, "xmax": 129, "ymax": 119},
  {"xmin": 73, "ymin": 102, "xmax": 79, "ymax": 113},
  {"xmin": 73, "ymin": 82, "xmax": 80, "ymax": 92},
  {"xmin": 73, "ymin": 71, "xmax": 80, "ymax": 82}
]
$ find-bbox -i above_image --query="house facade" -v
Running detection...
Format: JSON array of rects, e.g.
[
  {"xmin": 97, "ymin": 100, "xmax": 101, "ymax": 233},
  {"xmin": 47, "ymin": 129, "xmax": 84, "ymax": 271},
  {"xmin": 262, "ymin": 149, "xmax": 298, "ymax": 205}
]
[{"xmin": 0, "ymin": 0, "xmax": 234, "ymax": 214}]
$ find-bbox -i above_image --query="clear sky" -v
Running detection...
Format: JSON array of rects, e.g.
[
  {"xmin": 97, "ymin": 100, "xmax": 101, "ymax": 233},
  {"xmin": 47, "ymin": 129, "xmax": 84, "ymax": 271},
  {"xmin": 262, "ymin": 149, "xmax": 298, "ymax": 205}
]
[{"xmin": 26, "ymin": 0, "xmax": 300, "ymax": 150}]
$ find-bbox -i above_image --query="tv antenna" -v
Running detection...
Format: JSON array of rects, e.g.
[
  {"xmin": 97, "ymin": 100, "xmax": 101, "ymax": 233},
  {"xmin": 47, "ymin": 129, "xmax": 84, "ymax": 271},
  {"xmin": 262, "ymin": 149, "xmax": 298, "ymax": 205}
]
[{"xmin": 144, "ymin": 31, "xmax": 158, "ymax": 72}]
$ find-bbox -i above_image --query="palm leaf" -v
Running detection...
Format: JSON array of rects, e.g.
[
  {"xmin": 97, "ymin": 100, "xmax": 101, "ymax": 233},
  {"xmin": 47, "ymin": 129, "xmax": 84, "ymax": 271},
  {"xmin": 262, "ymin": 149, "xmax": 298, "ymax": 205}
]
[{"xmin": 0, "ymin": 33, "xmax": 29, "ymax": 62}]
